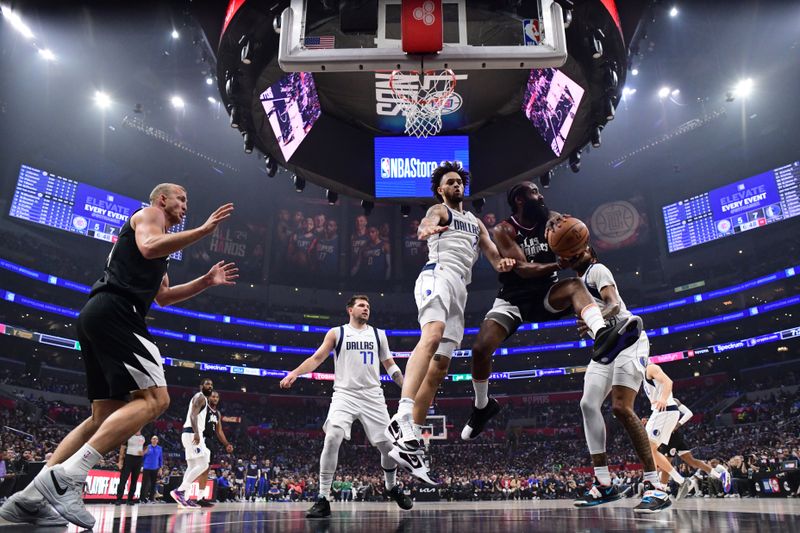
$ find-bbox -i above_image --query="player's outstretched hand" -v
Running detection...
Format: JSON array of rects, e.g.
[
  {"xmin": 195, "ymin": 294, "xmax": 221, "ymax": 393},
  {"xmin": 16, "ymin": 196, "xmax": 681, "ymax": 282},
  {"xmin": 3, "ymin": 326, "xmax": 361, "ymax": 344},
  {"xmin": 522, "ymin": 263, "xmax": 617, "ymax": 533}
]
[
  {"xmin": 545, "ymin": 212, "xmax": 571, "ymax": 236},
  {"xmin": 576, "ymin": 318, "xmax": 589, "ymax": 338},
  {"xmin": 206, "ymin": 261, "xmax": 239, "ymax": 286},
  {"xmin": 226, "ymin": 444, "xmax": 234, "ymax": 453},
  {"xmin": 418, "ymin": 224, "xmax": 448, "ymax": 241},
  {"xmin": 280, "ymin": 373, "xmax": 297, "ymax": 389},
  {"xmin": 495, "ymin": 257, "xmax": 516, "ymax": 272},
  {"xmin": 200, "ymin": 203, "xmax": 234, "ymax": 235}
]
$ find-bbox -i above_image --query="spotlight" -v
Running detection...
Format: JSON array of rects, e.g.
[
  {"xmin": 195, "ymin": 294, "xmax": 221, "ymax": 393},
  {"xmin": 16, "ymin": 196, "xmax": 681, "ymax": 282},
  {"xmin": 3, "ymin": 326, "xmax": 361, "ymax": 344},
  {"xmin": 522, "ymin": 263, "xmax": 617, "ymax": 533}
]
[
  {"xmin": 604, "ymin": 98, "xmax": 615, "ymax": 121},
  {"xmin": 206, "ymin": 76, "xmax": 214, "ymax": 85},
  {"xmin": 38, "ymin": 48, "xmax": 56, "ymax": 61},
  {"xmin": 265, "ymin": 155, "xmax": 278, "ymax": 177},
  {"xmin": 669, "ymin": 6, "xmax": 678, "ymax": 18},
  {"xmin": 658, "ymin": 86, "xmax": 670, "ymax": 99},
  {"xmin": 631, "ymin": 68, "xmax": 639, "ymax": 76},
  {"xmin": 622, "ymin": 87, "xmax": 636, "ymax": 98},
  {"xmin": 243, "ymin": 132, "xmax": 254, "ymax": 154},
  {"xmin": 400, "ymin": 204, "xmax": 411, "ymax": 218},
  {"xmin": 563, "ymin": 9, "xmax": 572, "ymax": 29},
  {"xmin": 671, "ymin": 89, "xmax": 680, "ymax": 97},
  {"xmin": 591, "ymin": 29, "xmax": 604, "ymax": 59},
  {"xmin": 1, "ymin": 6, "xmax": 34, "ymax": 39},
  {"xmin": 273, "ymin": 16, "xmax": 282, "ymax": 34},
  {"xmin": 240, "ymin": 36, "xmax": 253, "ymax": 65},
  {"xmin": 569, "ymin": 150, "xmax": 581, "ymax": 173},
  {"xmin": 472, "ymin": 198, "xmax": 485, "ymax": 213},
  {"xmin": 171, "ymin": 29, "xmax": 180, "ymax": 39},
  {"xmin": 733, "ymin": 78, "xmax": 753, "ymax": 99},
  {"xmin": 207, "ymin": 96, "xmax": 217, "ymax": 104},
  {"xmin": 94, "ymin": 91, "xmax": 111, "ymax": 109},
  {"xmin": 225, "ymin": 76, "xmax": 239, "ymax": 99},
  {"xmin": 361, "ymin": 200, "xmax": 374, "ymax": 216},
  {"xmin": 539, "ymin": 169, "xmax": 553, "ymax": 188},
  {"xmin": 230, "ymin": 106, "xmax": 242, "ymax": 129},
  {"xmin": 326, "ymin": 189, "xmax": 338, "ymax": 205},
  {"xmin": 292, "ymin": 175, "xmax": 305, "ymax": 192},
  {"xmin": 170, "ymin": 95, "xmax": 185, "ymax": 109},
  {"xmin": 590, "ymin": 126, "xmax": 602, "ymax": 148}
]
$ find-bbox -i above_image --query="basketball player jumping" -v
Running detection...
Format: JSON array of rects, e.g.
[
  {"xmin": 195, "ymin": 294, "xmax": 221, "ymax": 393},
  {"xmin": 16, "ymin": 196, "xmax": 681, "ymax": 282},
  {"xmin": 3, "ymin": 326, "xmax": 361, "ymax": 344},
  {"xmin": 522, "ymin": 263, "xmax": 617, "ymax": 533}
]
[
  {"xmin": 0, "ymin": 184, "xmax": 236, "ymax": 529},
  {"xmin": 567, "ymin": 246, "xmax": 673, "ymax": 512},
  {"xmin": 280, "ymin": 295, "xmax": 412, "ymax": 518},
  {"xmin": 385, "ymin": 161, "xmax": 515, "ymax": 484},
  {"xmin": 192, "ymin": 389, "xmax": 234, "ymax": 508},
  {"xmin": 171, "ymin": 378, "xmax": 216, "ymax": 508},
  {"xmin": 460, "ymin": 182, "xmax": 644, "ymax": 441}
]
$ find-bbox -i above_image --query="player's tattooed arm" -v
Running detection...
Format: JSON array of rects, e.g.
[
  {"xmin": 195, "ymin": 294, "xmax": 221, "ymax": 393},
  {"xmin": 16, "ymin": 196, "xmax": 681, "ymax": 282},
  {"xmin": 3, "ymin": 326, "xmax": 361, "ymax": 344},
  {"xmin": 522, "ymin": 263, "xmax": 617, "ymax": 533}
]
[
  {"xmin": 477, "ymin": 219, "xmax": 515, "ymax": 272},
  {"xmin": 382, "ymin": 358, "xmax": 404, "ymax": 387},
  {"xmin": 492, "ymin": 222, "xmax": 556, "ymax": 278},
  {"xmin": 597, "ymin": 285, "xmax": 622, "ymax": 319},
  {"xmin": 417, "ymin": 204, "xmax": 449, "ymax": 240},
  {"xmin": 189, "ymin": 394, "xmax": 205, "ymax": 445}
]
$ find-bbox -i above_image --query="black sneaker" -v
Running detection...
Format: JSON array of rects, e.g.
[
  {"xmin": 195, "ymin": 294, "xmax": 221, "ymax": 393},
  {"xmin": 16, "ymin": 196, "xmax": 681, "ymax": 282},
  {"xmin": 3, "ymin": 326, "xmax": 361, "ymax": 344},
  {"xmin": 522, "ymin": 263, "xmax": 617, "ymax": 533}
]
[
  {"xmin": 633, "ymin": 482, "xmax": 672, "ymax": 513},
  {"xmin": 387, "ymin": 485, "xmax": 413, "ymax": 510},
  {"xmin": 573, "ymin": 480, "xmax": 622, "ymax": 508},
  {"xmin": 592, "ymin": 316, "xmax": 643, "ymax": 364},
  {"xmin": 306, "ymin": 496, "xmax": 331, "ymax": 518},
  {"xmin": 461, "ymin": 397, "xmax": 502, "ymax": 441},
  {"xmin": 196, "ymin": 499, "xmax": 215, "ymax": 508}
]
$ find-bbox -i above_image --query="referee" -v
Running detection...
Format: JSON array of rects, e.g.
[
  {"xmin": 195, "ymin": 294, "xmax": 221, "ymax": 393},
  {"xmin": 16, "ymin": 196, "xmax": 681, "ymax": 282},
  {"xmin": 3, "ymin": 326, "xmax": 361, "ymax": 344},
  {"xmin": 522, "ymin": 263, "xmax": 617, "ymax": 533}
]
[{"xmin": 116, "ymin": 429, "xmax": 146, "ymax": 505}]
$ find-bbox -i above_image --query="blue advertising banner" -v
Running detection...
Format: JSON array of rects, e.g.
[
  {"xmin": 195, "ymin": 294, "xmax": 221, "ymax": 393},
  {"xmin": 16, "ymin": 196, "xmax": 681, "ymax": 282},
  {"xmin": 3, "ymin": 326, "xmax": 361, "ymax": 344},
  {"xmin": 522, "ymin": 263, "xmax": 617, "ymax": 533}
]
[{"xmin": 374, "ymin": 136, "xmax": 469, "ymax": 198}]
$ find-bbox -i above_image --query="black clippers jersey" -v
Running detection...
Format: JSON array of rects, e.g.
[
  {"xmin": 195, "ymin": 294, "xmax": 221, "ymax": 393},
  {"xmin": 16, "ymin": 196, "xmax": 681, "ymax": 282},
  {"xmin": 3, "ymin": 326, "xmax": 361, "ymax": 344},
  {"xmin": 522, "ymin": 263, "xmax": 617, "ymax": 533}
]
[{"xmin": 497, "ymin": 216, "xmax": 558, "ymax": 291}]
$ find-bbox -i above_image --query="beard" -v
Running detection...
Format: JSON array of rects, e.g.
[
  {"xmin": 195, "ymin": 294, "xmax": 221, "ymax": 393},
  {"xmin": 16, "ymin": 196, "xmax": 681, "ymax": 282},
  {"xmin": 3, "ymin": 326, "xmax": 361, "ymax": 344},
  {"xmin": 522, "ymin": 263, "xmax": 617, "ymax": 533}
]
[
  {"xmin": 443, "ymin": 189, "xmax": 464, "ymax": 204},
  {"xmin": 523, "ymin": 198, "xmax": 550, "ymax": 223}
]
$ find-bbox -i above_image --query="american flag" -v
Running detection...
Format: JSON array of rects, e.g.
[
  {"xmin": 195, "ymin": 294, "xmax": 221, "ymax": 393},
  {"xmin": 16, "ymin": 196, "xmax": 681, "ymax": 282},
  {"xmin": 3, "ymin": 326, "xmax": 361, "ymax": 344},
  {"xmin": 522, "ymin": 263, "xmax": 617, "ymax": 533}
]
[{"xmin": 304, "ymin": 36, "xmax": 335, "ymax": 49}]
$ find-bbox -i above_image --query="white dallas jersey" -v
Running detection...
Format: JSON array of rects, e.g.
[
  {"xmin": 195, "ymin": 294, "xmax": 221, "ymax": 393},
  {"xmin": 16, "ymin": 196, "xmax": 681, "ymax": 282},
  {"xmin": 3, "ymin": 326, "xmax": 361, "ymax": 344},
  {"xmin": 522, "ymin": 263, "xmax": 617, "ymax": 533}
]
[
  {"xmin": 581, "ymin": 262, "xmax": 632, "ymax": 325},
  {"xmin": 183, "ymin": 392, "xmax": 208, "ymax": 432},
  {"xmin": 331, "ymin": 324, "xmax": 391, "ymax": 396},
  {"xmin": 426, "ymin": 206, "xmax": 481, "ymax": 284},
  {"xmin": 643, "ymin": 369, "xmax": 677, "ymax": 409}
]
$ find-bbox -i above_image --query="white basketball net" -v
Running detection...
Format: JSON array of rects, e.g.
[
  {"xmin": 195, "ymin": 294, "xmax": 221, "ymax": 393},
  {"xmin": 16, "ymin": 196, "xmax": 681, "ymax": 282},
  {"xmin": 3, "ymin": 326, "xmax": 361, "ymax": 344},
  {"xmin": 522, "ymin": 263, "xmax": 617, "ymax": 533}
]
[{"xmin": 389, "ymin": 69, "xmax": 457, "ymax": 138}]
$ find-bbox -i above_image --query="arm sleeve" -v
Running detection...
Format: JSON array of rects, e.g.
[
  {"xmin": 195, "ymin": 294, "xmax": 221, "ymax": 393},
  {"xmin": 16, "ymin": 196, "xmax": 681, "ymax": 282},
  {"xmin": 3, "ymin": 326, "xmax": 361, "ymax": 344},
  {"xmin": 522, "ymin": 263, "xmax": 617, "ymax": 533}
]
[
  {"xmin": 589, "ymin": 264, "xmax": 617, "ymax": 292},
  {"xmin": 378, "ymin": 329, "xmax": 391, "ymax": 362},
  {"xmin": 677, "ymin": 404, "xmax": 694, "ymax": 426}
]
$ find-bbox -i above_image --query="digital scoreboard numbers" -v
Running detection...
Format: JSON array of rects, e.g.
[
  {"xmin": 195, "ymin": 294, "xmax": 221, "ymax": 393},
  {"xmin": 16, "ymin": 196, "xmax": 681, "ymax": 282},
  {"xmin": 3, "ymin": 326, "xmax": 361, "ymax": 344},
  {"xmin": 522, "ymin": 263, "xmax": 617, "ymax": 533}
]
[
  {"xmin": 663, "ymin": 161, "xmax": 800, "ymax": 253},
  {"xmin": 8, "ymin": 164, "xmax": 184, "ymax": 260}
]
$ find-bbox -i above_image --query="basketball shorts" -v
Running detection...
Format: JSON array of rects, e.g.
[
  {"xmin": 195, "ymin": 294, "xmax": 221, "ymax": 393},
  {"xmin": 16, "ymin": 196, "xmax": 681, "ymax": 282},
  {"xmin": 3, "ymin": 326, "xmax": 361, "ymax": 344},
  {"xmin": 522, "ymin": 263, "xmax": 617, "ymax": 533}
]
[
  {"xmin": 414, "ymin": 263, "xmax": 468, "ymax": 356},
  {"xmin": 584, "ymin": 331, "xmax": 649, "ymax": 394},
  {"xmin": 665, "ymin": 430, "xmax": 691, "ymax": 456},
  {"xmin": 323, "ymin": 391, "xmax": 391, "ymax": 446},
  {"xmin": 485, "ymin": 283, "xmax": 572, "ymax": 336},
  {"xmin": 76, "ymin": 292, "xmax": 167, "ymax": 401},
  {"xmin": 645, "ymin": 408, "xmax": 681, "ymax": 446},
  {"xmin": 181, "ymin": 432, "xmax": 211, "ymax": 463}
]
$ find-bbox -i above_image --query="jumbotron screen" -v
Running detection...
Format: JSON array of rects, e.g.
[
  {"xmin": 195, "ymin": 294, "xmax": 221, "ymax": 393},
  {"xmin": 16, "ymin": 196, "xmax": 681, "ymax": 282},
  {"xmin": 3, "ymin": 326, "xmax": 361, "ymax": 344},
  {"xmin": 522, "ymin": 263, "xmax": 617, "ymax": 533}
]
[
  {"xmin": 8, "ymin": 164, "xmax": 185, "ymax": 260},
  {"xmin": 374, "ymin": 136, "xmax": 470, "ymax": 198},
  {"xmin": 662, "ymin": 160, "xmax": 800, "ymax": 253}
]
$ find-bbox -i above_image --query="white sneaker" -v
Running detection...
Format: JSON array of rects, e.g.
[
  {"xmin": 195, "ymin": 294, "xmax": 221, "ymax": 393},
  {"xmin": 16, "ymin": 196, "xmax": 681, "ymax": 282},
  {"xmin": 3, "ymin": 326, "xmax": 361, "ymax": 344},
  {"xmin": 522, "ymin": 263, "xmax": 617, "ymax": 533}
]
[
  {"xmin": 33, "ymin": 465, "xmax": 95, "ymax": 530},
  {"xmin": 675, "ymin": 479, "xmax": 691, "ymax": 500},
  {"xmin": 388, "ymin": 445, "xmax": 438, "ymax": 486},
  {"xmin": 0, "ymin": 490, "xmax": 68, "ymax": 527}
]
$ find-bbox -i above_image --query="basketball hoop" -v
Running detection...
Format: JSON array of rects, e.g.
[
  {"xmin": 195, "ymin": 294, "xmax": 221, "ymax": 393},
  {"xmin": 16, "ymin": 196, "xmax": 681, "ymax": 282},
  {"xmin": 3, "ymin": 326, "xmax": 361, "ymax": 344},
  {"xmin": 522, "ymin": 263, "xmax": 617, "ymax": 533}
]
[
  {"xmin": 389, "ymin": 68, "xmax": 457, "ymax": 138},
  {"xmin": 421, "ymin": 430, "xmax": 432, "ymax": 450}
]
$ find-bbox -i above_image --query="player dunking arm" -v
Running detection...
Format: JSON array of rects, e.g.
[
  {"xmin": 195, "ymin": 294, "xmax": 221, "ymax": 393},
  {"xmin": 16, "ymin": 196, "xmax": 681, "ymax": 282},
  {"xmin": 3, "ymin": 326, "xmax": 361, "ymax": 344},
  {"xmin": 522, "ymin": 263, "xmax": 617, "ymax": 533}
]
[
  {"xmin": 461, "ymin": 182, "xmax": 642, "ymax": 441},
  {"xmin": 639, "ymin": 363, "xmax": 696, "ymax": 500},
  {"xmin": 280, "ymin": 295, "xmax": 413, "ymax": 518},
  {"xmin": 0, "ymin": 184, "xmax": 236, "ymax": 529},
  {"xmin": 192, "ymin": 390, "xmax": 234, "ymax": 508},
  {"xmin": 385, "ymin": 162, "xmax": 515, "ymax": 484},
  {"xmin": 567, "ymin": 246, "xmax": 673, "ymax": 513}
]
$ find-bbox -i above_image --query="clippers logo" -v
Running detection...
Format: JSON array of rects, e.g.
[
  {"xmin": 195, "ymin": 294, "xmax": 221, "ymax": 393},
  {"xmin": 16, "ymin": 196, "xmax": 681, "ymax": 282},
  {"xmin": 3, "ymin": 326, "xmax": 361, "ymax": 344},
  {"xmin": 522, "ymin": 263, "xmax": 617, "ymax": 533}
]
[
  {"xmin": 413, "ymin": 1, "xmax": 436, "ymax": 26},
  {"xmin": 375, "ymin": 72, "xmax": 467, "ymax": 117}
]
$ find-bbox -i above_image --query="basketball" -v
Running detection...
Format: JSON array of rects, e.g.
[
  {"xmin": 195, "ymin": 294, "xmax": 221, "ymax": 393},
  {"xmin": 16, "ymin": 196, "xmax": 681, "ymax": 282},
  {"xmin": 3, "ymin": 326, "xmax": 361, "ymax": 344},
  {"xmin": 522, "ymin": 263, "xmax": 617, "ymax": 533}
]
[{"xmin": 547, "ymin": 216, "xmax": 590, "ymax": 257}]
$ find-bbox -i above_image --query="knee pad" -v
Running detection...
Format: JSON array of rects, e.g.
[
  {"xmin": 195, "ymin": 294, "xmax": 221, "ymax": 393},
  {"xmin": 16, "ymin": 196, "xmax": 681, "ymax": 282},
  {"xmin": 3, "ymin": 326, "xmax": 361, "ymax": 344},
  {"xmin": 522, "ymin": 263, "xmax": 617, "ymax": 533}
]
[{"xmin": 435, "ymin": 339, "xmax": 457, "ymax": 359}]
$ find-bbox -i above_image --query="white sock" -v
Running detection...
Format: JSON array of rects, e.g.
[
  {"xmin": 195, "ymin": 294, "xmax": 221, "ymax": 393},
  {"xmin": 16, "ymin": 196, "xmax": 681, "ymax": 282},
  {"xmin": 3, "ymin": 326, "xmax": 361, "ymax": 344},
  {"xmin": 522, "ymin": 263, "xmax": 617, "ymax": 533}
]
[
  {"xmin": 397, "ymin": 397, "xmax": 414, "ymax": 419},
  {"xmin": 643, "ymin": 471, "xmax": 659, "ymax": 485},
  {"xmin": 594, "ymin": 466, "xmax": 611, "ymax": 486},
  {"xmin": 669, "ymin": 469, "xmax": 685, "ymax": 484},
  {"xmin": 384, "ymin": 468, "xmax": 397, "ymax": 490},
  {"xmin": 61, "ymin": 443, "xmax": 101, "ymax": 478},
  {"xmin": 472, "ymin": 379, "xmax": 489, "ymax": 409},
  {"xmin": 581, "ymin": 304, "xmax": 605, "ymax": 338}
]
